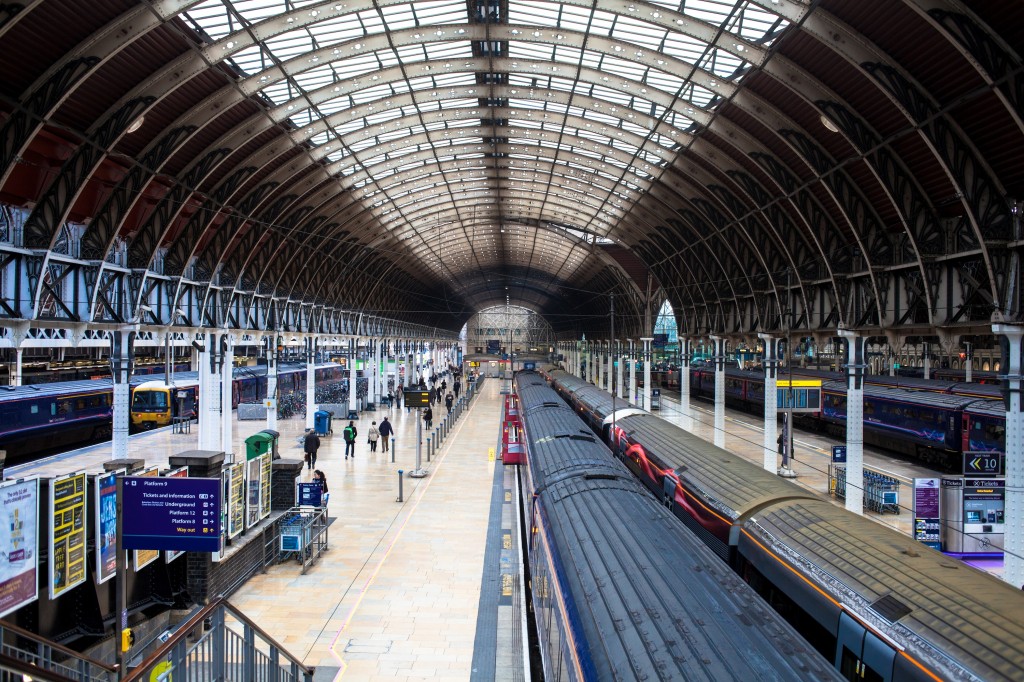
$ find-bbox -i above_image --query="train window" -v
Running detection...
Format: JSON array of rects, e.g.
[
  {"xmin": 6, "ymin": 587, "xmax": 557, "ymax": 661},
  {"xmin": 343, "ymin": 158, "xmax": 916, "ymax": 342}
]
[
  {"xmin": 133, "ymin": 391, "xmax": 169, "ymax": 410},
  {"xmin": 30, "ymin": 404, "xmax": 39, "ymax": 414},
  {"xmin": 75, "ymin": 399, "xmax": 85, "ymax": 411}
]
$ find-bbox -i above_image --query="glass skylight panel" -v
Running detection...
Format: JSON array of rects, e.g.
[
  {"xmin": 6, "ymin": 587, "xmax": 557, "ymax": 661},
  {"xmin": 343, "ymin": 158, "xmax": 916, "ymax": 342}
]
[
  {"xmin": 507, "ymin": 0, "xmax": 560, "ymax": 25},
  {"xmin": 608, "ymin": 15, "xmax": 668, "ymax": 51},
  {"xmin": 183, "ymin": 1, "xmax": 232, "ymax": 40},
  {"xmin": 307, "ymin": 16, "xmax": 366, "ymax": 43},
  {"xmin": 684, "ymin": 0, "xmax": 735, "ymax": 26},
  {"xmin": 662, "ymin": 32, "xmax": 711, "ymax": 64}
]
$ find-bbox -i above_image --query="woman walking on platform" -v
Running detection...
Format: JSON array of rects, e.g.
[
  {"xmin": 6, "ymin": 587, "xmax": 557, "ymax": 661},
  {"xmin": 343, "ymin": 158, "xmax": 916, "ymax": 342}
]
[{"xmin": 368, "ymin": 421, "xmax": 380, "ymax": 452}]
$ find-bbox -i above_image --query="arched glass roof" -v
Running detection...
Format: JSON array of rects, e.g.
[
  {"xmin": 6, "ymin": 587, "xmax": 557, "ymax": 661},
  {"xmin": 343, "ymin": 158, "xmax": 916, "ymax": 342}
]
[{"xmin": 178, "ymin": 0, "xmax": 789, "ymax": 288}]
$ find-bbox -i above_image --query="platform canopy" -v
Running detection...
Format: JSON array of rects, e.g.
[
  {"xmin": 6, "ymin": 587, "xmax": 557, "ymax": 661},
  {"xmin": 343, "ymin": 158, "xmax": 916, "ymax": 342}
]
[{"xmin": 0, "ymin": 0, "xmax": 1021, "ymax": 337}]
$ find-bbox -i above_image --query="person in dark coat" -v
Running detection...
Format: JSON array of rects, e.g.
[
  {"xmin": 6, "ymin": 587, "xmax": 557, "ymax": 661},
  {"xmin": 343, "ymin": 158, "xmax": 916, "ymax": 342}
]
[
  {"xmin": 304, "ymin": 429, "xmax": 321, "ymax": 470},
  {"xmin": 379, "ymin": 416, "xmax": 394, "ymax": 452},
  {"xmin": 343, "ymin": 420, "xmax": 358, "ymax": 459},
  {"xmin": 423, "ymin": 406, "xmax": 433, "ymax": 429},
  {"xmin": 445, "ymin": 392, "xmax": 454, "ymax": 414},
  {"xmin": 312, "ymin": 469, "xmax": 329, "ymax": 506}
]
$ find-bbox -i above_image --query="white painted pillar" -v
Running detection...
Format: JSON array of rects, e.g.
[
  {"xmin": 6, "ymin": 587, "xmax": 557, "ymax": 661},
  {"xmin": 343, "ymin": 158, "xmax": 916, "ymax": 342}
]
[
  {"xmin": 109, "ymin": 330, "xmax": 134, "ymax": 459},
  {"xmin": 923, "ymin": 342, "xmax": 931, "ymax": 380},
  {"xmin": 629, "ymin": 339, "xmax": 637, "ymax": 406},
  {"xmin": 594, "ymin": 342, "xmax": 602, "ymax": 387},
  {"xmin": 374, "ymin": 338, "xmax": 382, "ymax": 404},
  {"xmin": 404, "ymin": 342, "xmax": 412, "ymax": 388},
  {"xmin": 348, "ymin": 337, "xmax": 359, "ymax": 415},
  {"xmin": 994, "ymin": 324, "xmax": 1023, "ymax": 588},
  {"xmin": 265, "ymin": 335, "xmax": 278, "ymax": 431},
  {"xmin": 602, "ymin": 339, "xmax": 610, "ymax": 393},
  {"xmin": 839, "ymin": 328, "xmax": 865, "ymax": 515},
  {"xmin": 616, "ymin": 340, "xmax": 625, "ymax": 399},
  {"xmin": 220, "ymin": 334, "xmax": 235, "ymax": 456},
  {"xmin": 678, "ymin": 338, "xmax": 691, "ymax": 431},
  {"xmin": 965, "ymin": 342, "xmax": 973, "ymax": 383},
  {"xmin": 641, "ymin": 337, "xmax": 653, "ymax": 411},
  {"xmin": 198, "ymin": 335, "xmax": 223, "ymax": 451},
  {"xmin": 711, "ymin": 335, "xmax": 726, "ymax": 448},
  {"xmin": 305, "ymin": 338, "xmax": 317, "ymax": 430},
  {"xmin": 11, "ymin": 347, "xmax": 23, "ymax": 386},
  {"xmin": 759, "ymin": 334, "xmax": 780, "ymax": 473}
]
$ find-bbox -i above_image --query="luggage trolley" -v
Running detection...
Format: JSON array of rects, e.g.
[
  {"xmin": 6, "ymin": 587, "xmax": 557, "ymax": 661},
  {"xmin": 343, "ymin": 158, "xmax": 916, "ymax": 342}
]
[
  {"xmin": 834, "ymin": 467, "xmax": 901, "ymax": 514},
  {"xmin": 276, "ymin": 506, "xmax": 329, "ymax": 573}
]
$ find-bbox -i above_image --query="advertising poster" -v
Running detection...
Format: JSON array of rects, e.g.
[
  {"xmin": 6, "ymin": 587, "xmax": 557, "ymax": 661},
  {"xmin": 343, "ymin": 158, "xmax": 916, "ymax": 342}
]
[
  {"xmin": 0, "ymin": 479, "xmax": 38, "ymax": 617},
  {"xmin": 259, "ymin": 454, "xmax": 272, "ymax": 521},
  {"xmin": 49, "ymin": 472, "xmax": 87, "ymax": 600},
  {"xmin": 133, "ymin": 467, "xmax": 161, "ymax": 570},
  {"xmin": 246, "ymin": 458, "xmax": 261, "ymax": 529},
  {"xmin": 228, "ymin": 462, "xmax": 245, "ymax": 539},
  {"xmin": 94, "ymin": 472, "xmax": 119, "ymax": 584},
  {"xmin": 164, "ymin": 468, "xmax": 189, "ymax": 563}
]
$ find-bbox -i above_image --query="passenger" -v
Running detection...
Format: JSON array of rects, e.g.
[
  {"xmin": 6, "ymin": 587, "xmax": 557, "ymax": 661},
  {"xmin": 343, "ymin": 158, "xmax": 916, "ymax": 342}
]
[
  {"xmin": 368, "ymin": 420, "xmax": 380, "ymax": 452},
  {"xmin": 445, "ymin": 392, "xmax": 454, "ymax": 414},
  {"xmin": 312, "ymin": 469, "xmax": 329, "ymax": 506},
  {"xmin": 304, "ymin": 429, "xmax": 321, "ymax": 470},
  {"xmin": 379, "ymin": 416, "xmax": 394, "ymax": 452},
  {"xmin": 423, "ymin": 405, "xmax": 433, "ymax": 429},
  {"xmin": 343, "ymin": 420, "xmax": 358, "ymax": 459}
]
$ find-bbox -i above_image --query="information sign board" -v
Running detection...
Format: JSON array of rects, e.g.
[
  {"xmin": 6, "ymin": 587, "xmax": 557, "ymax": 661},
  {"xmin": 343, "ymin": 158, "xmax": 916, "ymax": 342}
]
[
  {"xmin": 913, "ymin": 478, "xmax": 941, "ymax": 549},
  {"xmin": 963, "ymin": 451, "xmax": 1003, "ymax": 476},
  {"xmin": 133, "ymin": 467, "xmax": 161, "ymax": 570},
  {"xmin": 296, "ymin": 482, "xmax": 323, "ymax": 507},
  {"xmin": 122, "ymin": 476, "xmax": 221, "ymax": 553},
  {"xmin": 776, "ymin": 380, "xmax": 822, "ymax": 413},
  {"xmin": 0, "ymin": 479, "xmax": 38, "ymax": 617},
  {"xmin": 831, "ymin": 446, "xmax": 847, "ymax": 463},
  {"xmin": 94, "ymin": 472, "xmax": 119, "ymax": 584},
  {"xmin": 228, "ymin": 462, "xmax": 245, "ymax": 539},
  {"xmin": 404, "ymin": 390, "xmax": 431, "ymax": 407},
  {"xmin": 486, "ymin": 339, "xmax": 501, "ymax": 354},
  {"xmin": 164, "ymin": 468, "xmax": 189, "ymax": 563},
  {"xmin": 49, "ymin": 472, "xmax": 86, "ymax": 599}
]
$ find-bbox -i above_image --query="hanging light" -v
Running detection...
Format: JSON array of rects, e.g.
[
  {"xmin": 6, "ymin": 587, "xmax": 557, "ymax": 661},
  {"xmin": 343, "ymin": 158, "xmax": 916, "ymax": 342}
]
[
  {"xmin": 819, "ymin": 114, "xmax": 840, "ymax": 133},
  {"xmin": 125, "ymin": 115, "xmax": 146, "ymax": 134}
]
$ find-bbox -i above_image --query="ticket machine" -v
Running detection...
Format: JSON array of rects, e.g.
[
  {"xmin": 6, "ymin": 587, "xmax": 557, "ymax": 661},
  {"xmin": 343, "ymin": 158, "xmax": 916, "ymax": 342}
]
[{"xmin": 941, "ymin": 477, "xmax": 1005, "ymax": 553}]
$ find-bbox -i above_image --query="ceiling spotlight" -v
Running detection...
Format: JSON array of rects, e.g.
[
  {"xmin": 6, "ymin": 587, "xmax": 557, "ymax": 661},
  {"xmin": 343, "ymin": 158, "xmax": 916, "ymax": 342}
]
[
  {"xmin": 819, "ymin": 114, "xmax": 840, "ymax": 133},
  {"xmin": 126, "ymin": 115, "xmax": 146, "ymax": 134}
]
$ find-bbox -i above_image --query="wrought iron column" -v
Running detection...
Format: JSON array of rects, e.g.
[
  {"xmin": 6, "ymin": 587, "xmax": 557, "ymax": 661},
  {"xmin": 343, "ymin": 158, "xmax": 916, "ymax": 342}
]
[
  {"xmin": 628, "ymin": 339, "xmax": 637, "ymax": 406},
  {"xmin": 994, "ymin": 323, "xmax": 1023, "ymax": 588},
  {"xmin": 641, "ymin": 337, "xmax": 652, "ymax": 411},
  {"xmin": 678, "ymin": 338, "xmax": 691, "ymax": 430},
  {"xmin": 759, "ymin": 334, "xmax": 780, "ymax": 473},
  {"xmin": 265, "ymin": 335, "xmax": 278, "ymax": 431},
  {"xmin": 616, "ymin": 339, "xmax": 625, "ymax": 400},
  {"xmin": 220, "ymin": 333, "xmax": 234, "ymax": 456},
  {"xmin": 306, "ymin": 337, "xmax": 317, "ymax": 430},
  {"xmin": 109, "ymin": 329, "xmax": 135, "ymax": 459},
  {"xmin": 711, "ymin": 335, "xmax": 726, "ymax": 448},
  {"xmin": 198, "ymin": 334, "xmax": 223, "ymax": 452},
  {"xmin": 348, "ymin": 337, "xmax": 358, "ymax": 415},
  {"xmin": 839, "ymin": 328, "xmax": 865, "ymax": 515}
]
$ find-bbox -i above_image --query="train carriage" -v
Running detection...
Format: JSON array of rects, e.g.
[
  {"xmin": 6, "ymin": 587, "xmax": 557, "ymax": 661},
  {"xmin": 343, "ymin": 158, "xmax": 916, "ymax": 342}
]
[{"xmin": 515, "ymin": 371, "xmax": 841, "ymax": 682}]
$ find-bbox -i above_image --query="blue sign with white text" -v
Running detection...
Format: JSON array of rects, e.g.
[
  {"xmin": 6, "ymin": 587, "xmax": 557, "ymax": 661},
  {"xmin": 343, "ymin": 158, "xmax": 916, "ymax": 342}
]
[
  {"xmin": 122, "ymin": 476, "xmax": 221, "ymax": 553},
  {"xmin": 832, "ymin": 446, "xmax": 847, "ymax": 463},
  {"xmin": 297, "ymin": 482, "xmax": 322, "ymax": 506}
]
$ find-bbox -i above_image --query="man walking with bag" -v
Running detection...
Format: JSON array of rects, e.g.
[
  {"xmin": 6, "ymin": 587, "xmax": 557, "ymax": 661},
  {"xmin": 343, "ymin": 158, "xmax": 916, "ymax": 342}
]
[
  {"xmin": 304, "ymin": 429, "xmax": 321, "ymax": 470},
  {"xmin": 343, "ymin": 420, "xmax": 358, "ymax": 459},
  {"xmin": 379, "ymin": 416, "xmax": 394, "ymax": 453}
]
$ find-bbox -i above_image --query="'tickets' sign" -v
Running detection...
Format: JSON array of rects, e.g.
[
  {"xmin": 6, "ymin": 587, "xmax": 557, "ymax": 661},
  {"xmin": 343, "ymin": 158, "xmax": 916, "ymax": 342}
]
[{"xmin": 122, "ymin": 476, "xmax": 221, "ymax": 553}]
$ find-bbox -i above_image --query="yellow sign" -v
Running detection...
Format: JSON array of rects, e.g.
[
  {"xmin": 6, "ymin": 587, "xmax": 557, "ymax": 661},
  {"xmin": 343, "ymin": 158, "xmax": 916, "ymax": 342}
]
[
  {"xmin": 503, "ymin": 533, "xmax": 512, "ymax": 550},
  {"xmin": 50, "ymin": 472, "xmax": 87, "ymax": 599},
  {"xmin": 776, "ymin": 379, "xmax": 822, "ymax": 388},
  {"xmin": 501, "ymin": 574, "xmax": 513, "ymax": 597},
  {"xmin": 488, "ymin": 447, "xmax": 495, "ymax": 461}
]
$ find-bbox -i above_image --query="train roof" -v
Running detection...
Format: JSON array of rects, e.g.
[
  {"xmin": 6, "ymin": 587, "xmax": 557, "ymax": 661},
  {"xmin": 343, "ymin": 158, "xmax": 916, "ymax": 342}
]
[
  {"xmin": 741, "ymin": 499, "xmax": 1024, "ymax": 681},
  {"xmin": 515, "ymin": 375, "xmax": 621, "ymax": 490},
  {"xmin": 617, "ymin": 413, "xmax": 819, "ymax": 521},
  {"xmin": 539, "ymin": 443, "xmax": 840, "ymax": 680},
  {"xmin": 821, "ymin": 380, "xmax": 991, "ymax": 408}
]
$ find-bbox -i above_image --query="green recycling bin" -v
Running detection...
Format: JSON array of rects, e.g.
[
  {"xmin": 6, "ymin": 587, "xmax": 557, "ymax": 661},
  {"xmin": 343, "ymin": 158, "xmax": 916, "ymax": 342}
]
[{"xmin": 245, "ymin": 431, "xmax": 276, "ymax": 460}]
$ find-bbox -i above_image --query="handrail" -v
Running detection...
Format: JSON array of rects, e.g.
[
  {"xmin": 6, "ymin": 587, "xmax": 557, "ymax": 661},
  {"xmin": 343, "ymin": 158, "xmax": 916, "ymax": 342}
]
[
  {"xmin": 0, "ymin": 619, "xmax": 118, "ymax": 673},
  {"xmin": 0, "ymin": 651, "xmax": 81, "ymax": 682},
  {"xmin": 122, "ymin": 596, "xmax": 314, "ymax": 682}
]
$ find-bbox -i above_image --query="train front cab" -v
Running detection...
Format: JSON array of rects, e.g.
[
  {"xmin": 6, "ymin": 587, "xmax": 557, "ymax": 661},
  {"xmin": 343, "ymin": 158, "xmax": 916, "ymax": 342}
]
[{"xmin": 131, "ymin": 384, "xmax": 198, "ymax": 429}]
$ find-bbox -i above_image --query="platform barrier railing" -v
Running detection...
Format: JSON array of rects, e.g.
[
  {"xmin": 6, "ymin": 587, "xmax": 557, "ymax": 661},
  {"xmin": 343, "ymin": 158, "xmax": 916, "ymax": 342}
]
[
  {"xmin": 0, "ymin": 619, "xmax": 118, "ymax": 682},
  {"xmin": 122, "ymin": 597, "xmax": 313, "ymax": 682}
]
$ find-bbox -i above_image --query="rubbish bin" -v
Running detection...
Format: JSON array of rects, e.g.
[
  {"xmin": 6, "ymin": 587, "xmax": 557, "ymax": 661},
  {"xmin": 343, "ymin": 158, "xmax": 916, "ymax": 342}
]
[
  {"xmin": 244, "ymin": 431, "xmax": 275, "ymax": 460},
  {"xmin": 314, "ymin": 410, "xmax": 333, "ymax": 436},
  {"xmin": 258, "ymin": 429, "xmax": 280, "ymax": 459}
]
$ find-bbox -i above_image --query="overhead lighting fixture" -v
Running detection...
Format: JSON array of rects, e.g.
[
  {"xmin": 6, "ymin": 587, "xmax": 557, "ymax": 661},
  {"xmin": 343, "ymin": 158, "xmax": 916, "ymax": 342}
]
[
  {"xmin": 820, "ymin": 114, "xmax": 840, "ymax": 133},
  {"xmin": 126, "ymin": 115, "xmax": 145, "ymax": 134}
]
